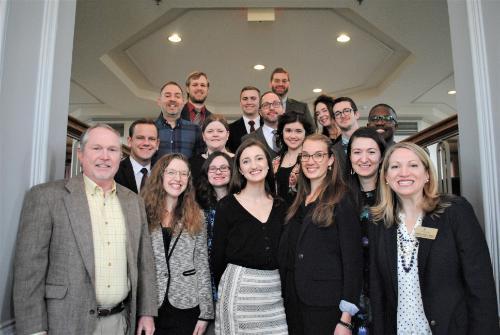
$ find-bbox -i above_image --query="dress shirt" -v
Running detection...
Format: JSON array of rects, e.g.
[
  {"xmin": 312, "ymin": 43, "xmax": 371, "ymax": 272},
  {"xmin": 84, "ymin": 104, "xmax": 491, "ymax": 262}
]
[
  {"xmin": 83, "ymin": 175, "xmax": 129, "ymax": 308},
  {"xmin": 155, "ymin": 113, "xmax": 204, "ymax": 159},
  {"xmin": 262, "ymin": 124, "xmax": 277, "ymax": 150},
  {"xmin": 186, "ymin": 102, "xmax": 208, "ymax": 124},
  {"xmin": 129, "ymin": 156, "xmax": 150, "ymax": 192},
  {"xmin": 341, "ymin": 135, "xmax": 350, "ymax": 154},
  {"xmin": 242, "ymin": 115, "xmax": 261, "ymax": 133},
  {"xmin": 281, "ymin": 96, "xmax": 288, "ymax": 111}
]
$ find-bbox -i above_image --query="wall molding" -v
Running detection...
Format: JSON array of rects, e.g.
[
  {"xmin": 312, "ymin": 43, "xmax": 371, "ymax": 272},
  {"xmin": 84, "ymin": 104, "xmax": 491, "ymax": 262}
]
[
  {"xmin": 30, "ymin": 0, "xmax": 60, "ymax": 186},
  {"xmin": 466, "ymin": 0, "xmax": 500, "ymax": 307},
  {"xmin": 0, "ymin": 0, "xmax": 11, "ymax": 94}
]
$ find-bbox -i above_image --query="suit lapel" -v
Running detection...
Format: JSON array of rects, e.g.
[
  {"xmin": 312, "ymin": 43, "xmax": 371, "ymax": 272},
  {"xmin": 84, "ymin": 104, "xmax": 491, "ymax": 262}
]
[
  {"xmin": 384, "ymin": 224, "xmax": 398, "ymax": 295},
  {"xmin": 64, "ymin": 176, "xmax": 96, "ymax": 286},
  {"xmin": 124, "ymin": 158, "xmax": 138, "ymax": 193},
  {"xmin": 417, "ymin": 214, "xmax": 438, "ymax": 288}
]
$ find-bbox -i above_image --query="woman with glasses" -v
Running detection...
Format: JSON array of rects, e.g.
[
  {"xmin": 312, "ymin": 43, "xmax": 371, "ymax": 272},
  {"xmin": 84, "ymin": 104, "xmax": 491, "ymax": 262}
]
[
  {"xmin": 313, "ymin": 94, "xmax": 341, "ymax": 145},
  {"xmin": 190, "ymin": 114, "xmax": 234, "ymax": 186},
  {"xmin": 345, "ymin": 127, "xmax": 386, "ymax": 333},
  {"xmin": 212, "ymin": 138, "xmax": 288, "ymax": 334},
  {"xmin": 273, "ymin": 111, "xmax": 314, "ymax": 205},
  {"xmin": 279, "ymin": 134, "xmax": 362, "ymax": 335},
  {"xmin": 142, "ymin": 154, "xmax": 213, "ymax": 335},
  {"xmin": 370, "ymin": 142, "xmax": 499, "ymax": 335}
]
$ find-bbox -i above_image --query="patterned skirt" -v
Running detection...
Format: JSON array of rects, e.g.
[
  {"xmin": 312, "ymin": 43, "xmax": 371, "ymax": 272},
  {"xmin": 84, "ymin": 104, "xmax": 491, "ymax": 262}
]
[{"xmin": 215, "ymin": 263, "xmax": 288, "ymax": 335}]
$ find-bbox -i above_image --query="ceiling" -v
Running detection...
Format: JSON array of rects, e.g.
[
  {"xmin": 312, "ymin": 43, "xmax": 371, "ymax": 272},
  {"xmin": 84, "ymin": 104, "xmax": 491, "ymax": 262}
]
[{"xmin": 69, "ymin": 0, "xmax": 457, "ymax": 127}]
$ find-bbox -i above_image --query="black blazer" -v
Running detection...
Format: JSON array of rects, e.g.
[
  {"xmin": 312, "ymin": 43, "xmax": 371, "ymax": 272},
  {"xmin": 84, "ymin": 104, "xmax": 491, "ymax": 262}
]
[
  {"xmin": 180, "ymin": 103, "xmax": 212, "ymax": 123},
  {"xmin": 370, "ymin": 195, "xmax": 499, "ymax": 335},
  {"xmin": 114, "ymin": 157, "xmax": 138, "ymax": 193},
  {"xmin": 227, "ymin": 117, "xmax": 263, "ymax": 154},
  {"xmin": 286, "ymin": 98, "xmax": 315, "ymax": 131},
  {"xmin": 279, "ymin": 195, "xmax": 362, "ymax": 308},
  {"xmin": 241, "ymin": 127, "xmax": 279, "ymax": 159}
]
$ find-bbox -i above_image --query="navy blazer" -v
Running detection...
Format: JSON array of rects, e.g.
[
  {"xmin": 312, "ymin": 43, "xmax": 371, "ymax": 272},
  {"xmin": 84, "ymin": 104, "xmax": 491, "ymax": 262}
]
[
  {"xmin": 227, "ymin": 117, "xmax": 263, "ymax": 154},
  {"xmin": 370, "ymin": 195, "xmax": 499, "ymax": 335},
  {"xmin": 114, "ymin": 157, "xmax": 138, "ymax": 194}
]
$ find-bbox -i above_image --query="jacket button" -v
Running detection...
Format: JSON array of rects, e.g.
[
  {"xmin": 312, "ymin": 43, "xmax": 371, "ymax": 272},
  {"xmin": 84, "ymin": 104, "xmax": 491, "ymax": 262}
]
[
  {"xmin": 89, "ymin": 309, "xmax": 95, "ymax": 315},
  {"xmin": 298, "ymin": 253, "xmax": 304, "ymax": 260},
  {"xmin": 430, "ymin": 320, "xmax": 437, "ymax": 326}
]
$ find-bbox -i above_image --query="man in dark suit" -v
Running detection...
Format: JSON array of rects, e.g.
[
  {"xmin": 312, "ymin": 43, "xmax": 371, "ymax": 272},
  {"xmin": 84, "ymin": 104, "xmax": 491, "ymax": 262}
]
[
  {"xmin": 367, "ymin": 103, "xmax": 398, "ymax": 147},
  {"xmin": 242, "ymin": 91, "xmax": 284, "ymax": 159},
  {"xmin": 14, "ymin": 124, "xmax": 157, "ymax": 335},
  {"xmin": 269, "ymin": 67, "xmax": 315, "ymax": 130},
  {"xmin": 180, "ymin": 71, "xmax": 212, "ymax": 125},
  {"xmin": 115, "ymin": 118, "xmax": 159, "ymax": 193},
  {"xmin": 227, "ymin": 86, "xmax": 263, "ymax": 153},
  {"xmin": 331, "ymin": 97, "xmax": 361, "ymax": 175}
]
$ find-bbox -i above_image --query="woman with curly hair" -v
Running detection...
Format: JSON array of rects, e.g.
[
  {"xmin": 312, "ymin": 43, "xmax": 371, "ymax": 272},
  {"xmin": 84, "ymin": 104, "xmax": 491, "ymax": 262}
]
[{"xmin": 142, "ymin": 153, "xmax": 213, "ymax": 335}]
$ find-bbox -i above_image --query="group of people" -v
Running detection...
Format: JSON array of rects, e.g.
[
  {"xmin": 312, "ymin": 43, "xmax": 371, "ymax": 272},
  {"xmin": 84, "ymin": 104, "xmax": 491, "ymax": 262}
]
[{"xmin": 12, "ymin": 67, "xmax": 499, "ymax": 335}]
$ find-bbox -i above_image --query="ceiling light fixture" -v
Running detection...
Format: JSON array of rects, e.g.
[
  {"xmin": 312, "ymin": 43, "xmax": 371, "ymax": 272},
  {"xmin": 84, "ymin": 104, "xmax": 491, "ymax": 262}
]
[
  {"xmin": 337, "ymin": 34, "xmax": 351, "ymax": 43},
  {"xmin": 448, "ymin": 90, "xmax": 457, "ymax": 95},
  {"xmin": 254, "ymin": 64, "xmax": 266, "ymax": 70},
  {"xmin": 313, "ymin": 88, "xmax": 322, "ymax": 93},
  {"xmin": 168, "ymin": 33, "xmax": 182, "ymax": 43}
]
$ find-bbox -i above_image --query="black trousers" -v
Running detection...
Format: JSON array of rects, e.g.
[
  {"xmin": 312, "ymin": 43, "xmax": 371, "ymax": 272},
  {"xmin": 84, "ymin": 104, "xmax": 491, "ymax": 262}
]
[{"xmin": 154, "ymin": 298, "xmax": 200, "ymax": 335}]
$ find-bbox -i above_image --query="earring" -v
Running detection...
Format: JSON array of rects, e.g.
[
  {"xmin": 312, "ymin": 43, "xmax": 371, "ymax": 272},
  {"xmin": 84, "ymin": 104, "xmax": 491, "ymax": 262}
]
[
  {"xmin": 385, "ymin": 181, "xmax": 389, "ymax": 185},
  {"xmin": 350, "ymin": 168, "xmax": 355, "ymax": 175},
  {"xmin": 328, "ymin": 165, "xmax": 332, "ymax": 171},
  {"xmin": 426, "ymin": 179, "xmax": 429, "ymax": 183}
]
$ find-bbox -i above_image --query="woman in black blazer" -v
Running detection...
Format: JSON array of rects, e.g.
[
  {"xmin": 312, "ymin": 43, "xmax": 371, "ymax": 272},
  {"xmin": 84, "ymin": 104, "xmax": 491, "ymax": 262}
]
[
  {"xmin": 280, "ymin": 134, "xmax": 363, "ymax": 335},
  {"xmin": 370, "ymin": 142, "xmax": 499, "ymax": 335}
]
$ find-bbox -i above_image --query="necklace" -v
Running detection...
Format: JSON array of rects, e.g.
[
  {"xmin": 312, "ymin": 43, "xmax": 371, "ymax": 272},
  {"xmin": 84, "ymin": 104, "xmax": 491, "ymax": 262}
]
[{"xmin": 397, "ymin": 214, "xmax": 422, "ymax": 273}]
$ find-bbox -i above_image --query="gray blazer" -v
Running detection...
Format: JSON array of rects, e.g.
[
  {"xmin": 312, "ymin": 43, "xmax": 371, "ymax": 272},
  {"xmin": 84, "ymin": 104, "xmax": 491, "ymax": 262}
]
[
  {"xmin": 13, "ymin": 175, "xmax": 157, "ymax": 335},
  {"xmin": 242, "ymin": 127, "xmax": 279, "ymax": 159},
  {"xmin": 150, "ymin": 216, "xmax": 214, "ymax": 320}
]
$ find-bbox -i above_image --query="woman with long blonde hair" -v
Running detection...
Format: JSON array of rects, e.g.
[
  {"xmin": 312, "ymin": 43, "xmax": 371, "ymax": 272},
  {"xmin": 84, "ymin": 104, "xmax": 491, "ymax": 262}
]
[{"xmin": 142, "ymin": 153, "xmax": 213, "ymax": 335}]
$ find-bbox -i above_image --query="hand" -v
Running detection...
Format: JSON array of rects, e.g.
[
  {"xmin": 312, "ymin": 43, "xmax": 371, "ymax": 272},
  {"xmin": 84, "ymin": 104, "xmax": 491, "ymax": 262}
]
[
  {"xmin": 192, "ymin": 320, "xmax": 209, "ymax": 335},
  {"xmin": 136, "ymin": 316, "xmax": 155, "ymax": 335},
  {"xmin": 333, "ymin": 323, "xmax": 352, "ymax": 335}
]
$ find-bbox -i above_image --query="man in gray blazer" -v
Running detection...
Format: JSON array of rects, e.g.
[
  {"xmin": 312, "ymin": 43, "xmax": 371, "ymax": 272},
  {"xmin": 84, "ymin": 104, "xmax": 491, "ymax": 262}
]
[
  {"xmin": 13, "ymin": 124, "xmax": 157, "ymax": 335},
  {"xmin": 242, "ymin": 91, "xmax": 284, "ymax": 159},
  {"xmin": 269, "ymin": 67, "xmax": 315, "ymax": 130}
]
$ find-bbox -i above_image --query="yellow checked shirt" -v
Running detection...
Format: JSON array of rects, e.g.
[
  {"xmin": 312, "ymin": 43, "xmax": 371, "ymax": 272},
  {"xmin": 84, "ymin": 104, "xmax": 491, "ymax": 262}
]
[{"xmin": 83, "ymin": 175, "xmax": 130, "ymax": 307}]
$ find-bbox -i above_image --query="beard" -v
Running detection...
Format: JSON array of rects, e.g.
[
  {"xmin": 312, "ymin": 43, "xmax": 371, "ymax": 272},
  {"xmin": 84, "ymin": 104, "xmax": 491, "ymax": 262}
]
[
  {"xmin": 272, "ymin": 86, "xmax": 288, "ymax": 98},
  {"xmin": 375, "ymin": 126, "xmax": 394, "ymax": 141},
  {"xmin": 189, "ymin": 95, "xmax": 207, "ymax": 104}
]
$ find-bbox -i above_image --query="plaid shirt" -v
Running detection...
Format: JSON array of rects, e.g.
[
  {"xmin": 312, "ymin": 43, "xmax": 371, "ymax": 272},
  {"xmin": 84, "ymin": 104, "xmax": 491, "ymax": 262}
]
[{"xmin": 154, "ymin": 113, "xmax": 204, "ymax": 160}]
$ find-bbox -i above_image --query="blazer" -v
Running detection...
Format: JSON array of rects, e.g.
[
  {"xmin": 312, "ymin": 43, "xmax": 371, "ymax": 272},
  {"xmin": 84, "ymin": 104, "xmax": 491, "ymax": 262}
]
[
  {"xmin": 114, "ymin": 156, "xmax": 138, "ymax": 193},
  {"xmin": 279, "ymin": 195, "xmax": 362, "ymax": 308},
  {"xmin": 227, "ymin": 117, "xmax": 263, "ymax": 154},
  {"xmin": 370, "ymin": 195, "xmax": 499, "ymax": 335},
  {"xmin": 241, "ymin": 127, "xmax": 279, "ymax": 159},
  {"xmin": 286, "ymin": 98, "xmax": 316, "ymax": 131},
  {"xmin": 150, "ymin": 219, "xmax": 214, "ymax": 320},
  {"xmin": 13, "ymin": 175, "xmax": 157, "ymax": 335},
  {"xmin": 180, "ymin": 103, "xmax": 212, "ymax": 123}
]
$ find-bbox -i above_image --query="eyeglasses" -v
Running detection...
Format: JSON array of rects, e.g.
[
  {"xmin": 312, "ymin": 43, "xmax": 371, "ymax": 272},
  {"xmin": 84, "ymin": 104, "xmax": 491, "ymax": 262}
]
[
  {"xmin": 208, "ymin": 165, "xmax": 230, "ymax": 174},
  {"xmin": 260, "ymin": 101, "xmax": 282, "ymax": 110},
  {"xmin": 333, "ymin": 108, "xmax": 354, "ymax": 119},
  {"xmin": 165, "ymin": 169, "xmax": 190, "ymax": 178},
  {"xmin": 368, "ymin": 115, "xmax": 397, "ymax": 123},
  {"xmin": 299, "ymin": 152, "xmax": 330, "ymax": 163}
]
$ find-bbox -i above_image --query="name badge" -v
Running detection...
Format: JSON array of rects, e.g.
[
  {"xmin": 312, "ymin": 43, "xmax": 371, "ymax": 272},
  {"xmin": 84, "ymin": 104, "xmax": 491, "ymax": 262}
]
[{"xmin": 415, "ymin": 226, "xmax": 438, "ymax": 240}]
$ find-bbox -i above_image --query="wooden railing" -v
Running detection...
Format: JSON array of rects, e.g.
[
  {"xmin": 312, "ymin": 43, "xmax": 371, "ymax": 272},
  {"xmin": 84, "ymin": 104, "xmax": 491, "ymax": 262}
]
[{"xmin": 403, "ymin": 114, "xmax": 458, "ymax": 146}]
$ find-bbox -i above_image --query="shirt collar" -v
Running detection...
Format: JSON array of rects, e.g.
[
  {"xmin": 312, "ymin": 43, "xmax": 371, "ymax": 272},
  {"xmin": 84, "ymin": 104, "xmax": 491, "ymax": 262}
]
[
  {"xmin": 242, "ymin": 115, "xmax": 260, "ymax": 125},
  {"xmin": 262, "ymin": 124, "xmax": 276, "ymax": 137},
  {"xmin": 129, "ymin": 156, "xmax": 150, "ymax": 175},
  {"xmin": 83, "ymin": 174, "xmax": 116, "ymax": 196},
  {"xmin": 158, "ymin": 112, "xmax": 182, "ymax": 129},
  {"xmin": 187, "ymin": 101, "xmax": 206, "ymax": 115}
]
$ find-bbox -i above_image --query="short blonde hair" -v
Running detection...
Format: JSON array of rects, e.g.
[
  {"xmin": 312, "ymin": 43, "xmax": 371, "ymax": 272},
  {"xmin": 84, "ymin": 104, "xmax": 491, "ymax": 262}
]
[{"xmin": 371, "ymin": 142, "xmax": 444, "ymax": 227}]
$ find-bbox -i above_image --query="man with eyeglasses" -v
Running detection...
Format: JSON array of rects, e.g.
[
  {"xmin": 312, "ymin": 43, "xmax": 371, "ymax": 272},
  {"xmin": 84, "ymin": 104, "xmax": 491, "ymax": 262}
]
[
  {"xmin": 367, "ymin": 103, "xmax": 398, "ymax": 147},
  {"xmin": 269, "ymin": 67, "xmax": 315, "ymax": 130},
  {"xmin": 242, "ymin": 91, "xmax": 285, "ymax": 159},
  {"xmin": 331, "ymin": 97, "xmax": 361, "ymax": 174}
]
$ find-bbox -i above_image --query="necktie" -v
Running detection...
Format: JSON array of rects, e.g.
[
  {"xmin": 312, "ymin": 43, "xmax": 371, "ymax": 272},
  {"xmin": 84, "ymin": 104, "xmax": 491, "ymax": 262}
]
[
  {"xmin": 193, "ymin": 108, "xmax": 202, "ymax": 125},
  {"xmin": 140, "ymin": 167, "xmax": 148, "ymax": 191},
  {"xmin": 248, "ymin": 120, "xmax": 256, "ymax": 133},
  {"xmin": 272, "ymin": 130, "xmax": 279, "ymax": 152}
]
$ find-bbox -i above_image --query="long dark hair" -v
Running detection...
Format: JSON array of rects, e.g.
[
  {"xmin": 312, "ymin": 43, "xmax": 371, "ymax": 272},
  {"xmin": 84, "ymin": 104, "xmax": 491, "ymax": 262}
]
[
  {"xmin": 286, "ymin": 134, "xmax": 347, "ymax": 227},
  {"xmin": 196, "ymin": 151, "xmax": 233, "ymax": 210},
  {"xmin": 141, "ymin": 153, "xmax": 203, "ymax": 235},
  {"xmin": 345, "ymin": 127, "xmax": 386, "ymax": 210},
  {"xmin": 276, "ymin": 111, "xmax": 314, "ymax": 158},
  {"xmin": 229, "ymin": 138, "xmax": 276, "ymax": 196}
]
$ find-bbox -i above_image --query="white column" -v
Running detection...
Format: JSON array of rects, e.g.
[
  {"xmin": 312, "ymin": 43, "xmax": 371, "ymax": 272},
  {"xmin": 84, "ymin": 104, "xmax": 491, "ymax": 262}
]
[
  {"xmin": 448, "ymin": 0, "xmax": 500, "ymax": 310},
  {"xmin": 0, "ymin": 0, "xmax": 76, "ymax": 332}
]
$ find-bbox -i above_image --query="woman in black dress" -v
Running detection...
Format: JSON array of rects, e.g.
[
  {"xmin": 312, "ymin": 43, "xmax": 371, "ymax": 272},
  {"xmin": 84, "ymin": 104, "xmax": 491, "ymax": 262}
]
[
  {"xmin": 345, "ymin": 127, "xmax": 386, "ymax": 333},
  {"xmin": 273, "ymin": 111, "xmax": 314, "ymax": 205},
  {"xmin": 280, "ymin": 134, "xmax": 362, "ymax": 335},
  {"xmin": 212, "ymin": 138, "xmax": 288, "ymax": 334},
  {"xmin": 189, "ymin": 114, "xmax": 234, "ymax": 185}
]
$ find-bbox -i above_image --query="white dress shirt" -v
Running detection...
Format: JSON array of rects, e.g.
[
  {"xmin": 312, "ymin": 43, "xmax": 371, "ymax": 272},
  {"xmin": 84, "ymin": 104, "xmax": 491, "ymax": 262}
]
[
  {"xmin": 262, "ymin": 124, "xmax": 277, "ymax": 150},
  {"xmin": 242, "ymin": 115, "xmax": 261, "ymax": 134},
  {"xmin": 129, "ymin": 156, "xmax": 150, "ymax": 192}
]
